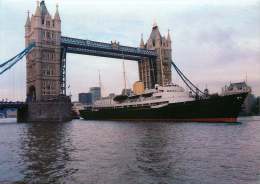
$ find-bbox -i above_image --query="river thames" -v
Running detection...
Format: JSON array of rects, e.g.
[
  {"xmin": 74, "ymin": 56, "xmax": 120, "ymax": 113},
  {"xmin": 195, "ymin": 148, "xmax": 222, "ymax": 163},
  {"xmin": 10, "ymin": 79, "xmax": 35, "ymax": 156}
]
[{"xmin": 0, "ymin": 116, "xmax": 260, "ymax": 184}]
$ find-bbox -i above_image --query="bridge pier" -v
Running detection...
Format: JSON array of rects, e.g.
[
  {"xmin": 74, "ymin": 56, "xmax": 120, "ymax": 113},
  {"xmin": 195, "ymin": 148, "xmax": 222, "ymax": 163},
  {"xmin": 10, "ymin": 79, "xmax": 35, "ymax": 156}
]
[
  {"xmin": 17, "ymin": 106, "xmax": 28, "ymax": 122},
  {"xmin": 17, "ymin": 96, "xmax": 72, "ymax": 123}
]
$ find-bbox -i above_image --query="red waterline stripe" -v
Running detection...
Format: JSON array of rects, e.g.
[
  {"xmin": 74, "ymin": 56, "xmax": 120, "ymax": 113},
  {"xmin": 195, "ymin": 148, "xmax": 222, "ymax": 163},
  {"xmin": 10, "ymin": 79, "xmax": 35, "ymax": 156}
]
[
  {"xmin": 183, "ymin": 118, "xmax": 237, "ymax": 123},
  {"xmin": 84, "ymin": 118, "xmax": 237, "ymax": 123}
]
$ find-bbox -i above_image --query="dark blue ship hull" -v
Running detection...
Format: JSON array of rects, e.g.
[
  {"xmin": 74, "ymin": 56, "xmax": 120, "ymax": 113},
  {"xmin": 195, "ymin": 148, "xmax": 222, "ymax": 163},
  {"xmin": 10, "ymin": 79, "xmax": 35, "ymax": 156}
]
[{"xmin": 80, "ymin": 92, "xmax": 248, "ymax": 122}]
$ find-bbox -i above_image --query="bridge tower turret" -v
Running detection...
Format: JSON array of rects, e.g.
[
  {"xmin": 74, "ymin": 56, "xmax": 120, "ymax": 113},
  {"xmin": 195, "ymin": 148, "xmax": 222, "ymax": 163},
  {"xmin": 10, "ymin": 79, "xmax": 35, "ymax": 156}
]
[
  {"xmin": 138, "ymin": 23, "xmax": 172, "ymax": 89},
  {"xmin": 25, "ymin": 0, "xmax": 61, "ymax": 101},
  {"xmin": 25, "ymin": 11, "xmax": 31, "ymax": 46},
  {"xmin": 140, "ymin": 34, "xmax": 145, "ymax": 48}
]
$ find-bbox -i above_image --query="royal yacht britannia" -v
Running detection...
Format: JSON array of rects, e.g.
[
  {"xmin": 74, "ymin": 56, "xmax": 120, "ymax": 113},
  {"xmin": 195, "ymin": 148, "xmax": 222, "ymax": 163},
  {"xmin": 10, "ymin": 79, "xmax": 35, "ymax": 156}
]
[{"xmin": 80, "ymin": 83, "xmax": 248, "ymax": 122}]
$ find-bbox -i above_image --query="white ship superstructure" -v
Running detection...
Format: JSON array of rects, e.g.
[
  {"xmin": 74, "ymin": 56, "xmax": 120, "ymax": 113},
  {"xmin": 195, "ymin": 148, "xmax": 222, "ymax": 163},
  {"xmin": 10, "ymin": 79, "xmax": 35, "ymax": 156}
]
[
  {"xmin": 221, "ymin": 82, "xmax": 251, "ymax": 96},
  {"xmin": 93, "ymin": 84, "xmax": 194, "ymax": 108}
]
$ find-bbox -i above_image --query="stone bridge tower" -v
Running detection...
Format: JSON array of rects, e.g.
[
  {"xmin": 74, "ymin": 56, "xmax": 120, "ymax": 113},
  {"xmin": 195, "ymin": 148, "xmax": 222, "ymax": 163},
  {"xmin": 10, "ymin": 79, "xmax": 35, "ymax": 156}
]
[
  {"xmin": 138, "ymin": 23, "xmax": 172, "ymax": 89},
  {"xmin": 22, "ymin": 1, "xmax": 71, "ymax": 122},
  {"xmin": 25, "ymin": 0, "xmax": 61, "ymax": 101}
]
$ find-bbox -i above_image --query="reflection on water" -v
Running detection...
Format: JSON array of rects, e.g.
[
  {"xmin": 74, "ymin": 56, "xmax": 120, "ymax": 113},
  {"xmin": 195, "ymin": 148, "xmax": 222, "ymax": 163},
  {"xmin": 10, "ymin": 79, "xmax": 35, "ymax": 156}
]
[
  {"xmin": 19, "ymin": 122, "xmax": 77, "ymax": 183},
  {"xmin": 0, "ymin": 117, "xmax": 260, "ymax": 184}
]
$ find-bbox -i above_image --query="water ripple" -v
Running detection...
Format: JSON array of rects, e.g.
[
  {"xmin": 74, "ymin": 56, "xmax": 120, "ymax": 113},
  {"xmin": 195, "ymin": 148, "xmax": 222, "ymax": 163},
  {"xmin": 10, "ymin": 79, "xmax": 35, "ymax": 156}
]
[{"xmin": 0, "ymin": 117, "xmax": 260, "ymax": 184}]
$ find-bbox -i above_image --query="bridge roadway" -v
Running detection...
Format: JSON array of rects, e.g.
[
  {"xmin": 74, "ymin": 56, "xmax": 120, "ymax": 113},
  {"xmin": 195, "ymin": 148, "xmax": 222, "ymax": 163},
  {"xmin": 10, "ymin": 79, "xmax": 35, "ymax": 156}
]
[
  {"xmin": 61, "ymin": 36, "xmax": 157, "ymax": 61},
  {"xmin": 0, "ymin": 102, "xmax": 26, "ymax": 110}
]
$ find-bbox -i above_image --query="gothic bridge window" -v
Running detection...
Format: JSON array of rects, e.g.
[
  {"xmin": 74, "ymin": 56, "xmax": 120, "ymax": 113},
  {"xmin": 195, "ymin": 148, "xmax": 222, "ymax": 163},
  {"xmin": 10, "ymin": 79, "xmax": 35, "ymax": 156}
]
[
  {"xmin": 46, "ymin": 21, "xmax": 50, "ymax": 28},
  {"xmin": 41, "ymin": 31, "xmax": 45, "ymax": 39},
  {"xmin": 42, "ymin": 51, "xmax": 54, "ymax": 61},
  {"xmin": 47, "ymin": 32, "xmax": 50, "ymax": 39}
]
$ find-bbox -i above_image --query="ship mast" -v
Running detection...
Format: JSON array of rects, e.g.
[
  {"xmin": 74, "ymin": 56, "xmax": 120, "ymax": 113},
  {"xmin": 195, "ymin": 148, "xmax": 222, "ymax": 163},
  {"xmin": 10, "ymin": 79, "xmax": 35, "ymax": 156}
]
[
  {"xmin": 122, "ymin": 58, "xmax": 127, "ymax": 91},
  {"xmin": 98, "ymin": 70, "xmax": 102, "ymax": 97}
]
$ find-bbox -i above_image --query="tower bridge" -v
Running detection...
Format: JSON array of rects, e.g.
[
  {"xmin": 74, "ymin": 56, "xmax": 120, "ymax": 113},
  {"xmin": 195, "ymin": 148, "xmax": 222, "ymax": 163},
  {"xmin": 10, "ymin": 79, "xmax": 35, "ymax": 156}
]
[{"xmin": 0, "ymin": 0, "xmax": 172, "ymax": 122}]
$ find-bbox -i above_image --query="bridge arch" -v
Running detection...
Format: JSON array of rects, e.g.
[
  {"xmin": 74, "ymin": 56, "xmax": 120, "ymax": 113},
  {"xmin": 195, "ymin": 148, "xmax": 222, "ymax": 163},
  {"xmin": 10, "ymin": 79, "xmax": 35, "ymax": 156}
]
[{"xmin": 27, "ymin": 85, "xmax": 36, "ymax": 102}]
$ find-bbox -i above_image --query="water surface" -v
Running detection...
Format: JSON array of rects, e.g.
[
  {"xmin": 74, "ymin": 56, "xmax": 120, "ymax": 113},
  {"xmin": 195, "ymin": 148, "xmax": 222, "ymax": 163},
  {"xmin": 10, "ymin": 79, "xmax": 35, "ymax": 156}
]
[{"xmin": 0, "ymin": 117, "xmax": 260, "ymax": 184}]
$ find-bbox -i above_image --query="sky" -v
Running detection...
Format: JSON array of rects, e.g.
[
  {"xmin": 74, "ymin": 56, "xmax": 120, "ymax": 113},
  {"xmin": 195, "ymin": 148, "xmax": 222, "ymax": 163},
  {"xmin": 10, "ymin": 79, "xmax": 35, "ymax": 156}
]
[{"xmin": 0, "ymin": 0, "xmax": 260, "ymax": 101}]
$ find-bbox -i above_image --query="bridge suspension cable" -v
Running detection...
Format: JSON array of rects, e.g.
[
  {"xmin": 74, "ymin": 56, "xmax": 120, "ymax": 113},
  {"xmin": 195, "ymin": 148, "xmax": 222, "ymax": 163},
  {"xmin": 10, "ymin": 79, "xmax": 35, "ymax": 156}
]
[
  {"xmin": 171, "ymin": 61, "xmax": 206, "ymax": 95},
  {"xmin": 0, "ymin": 43, "xmax": 35, "ymax": 75}
]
